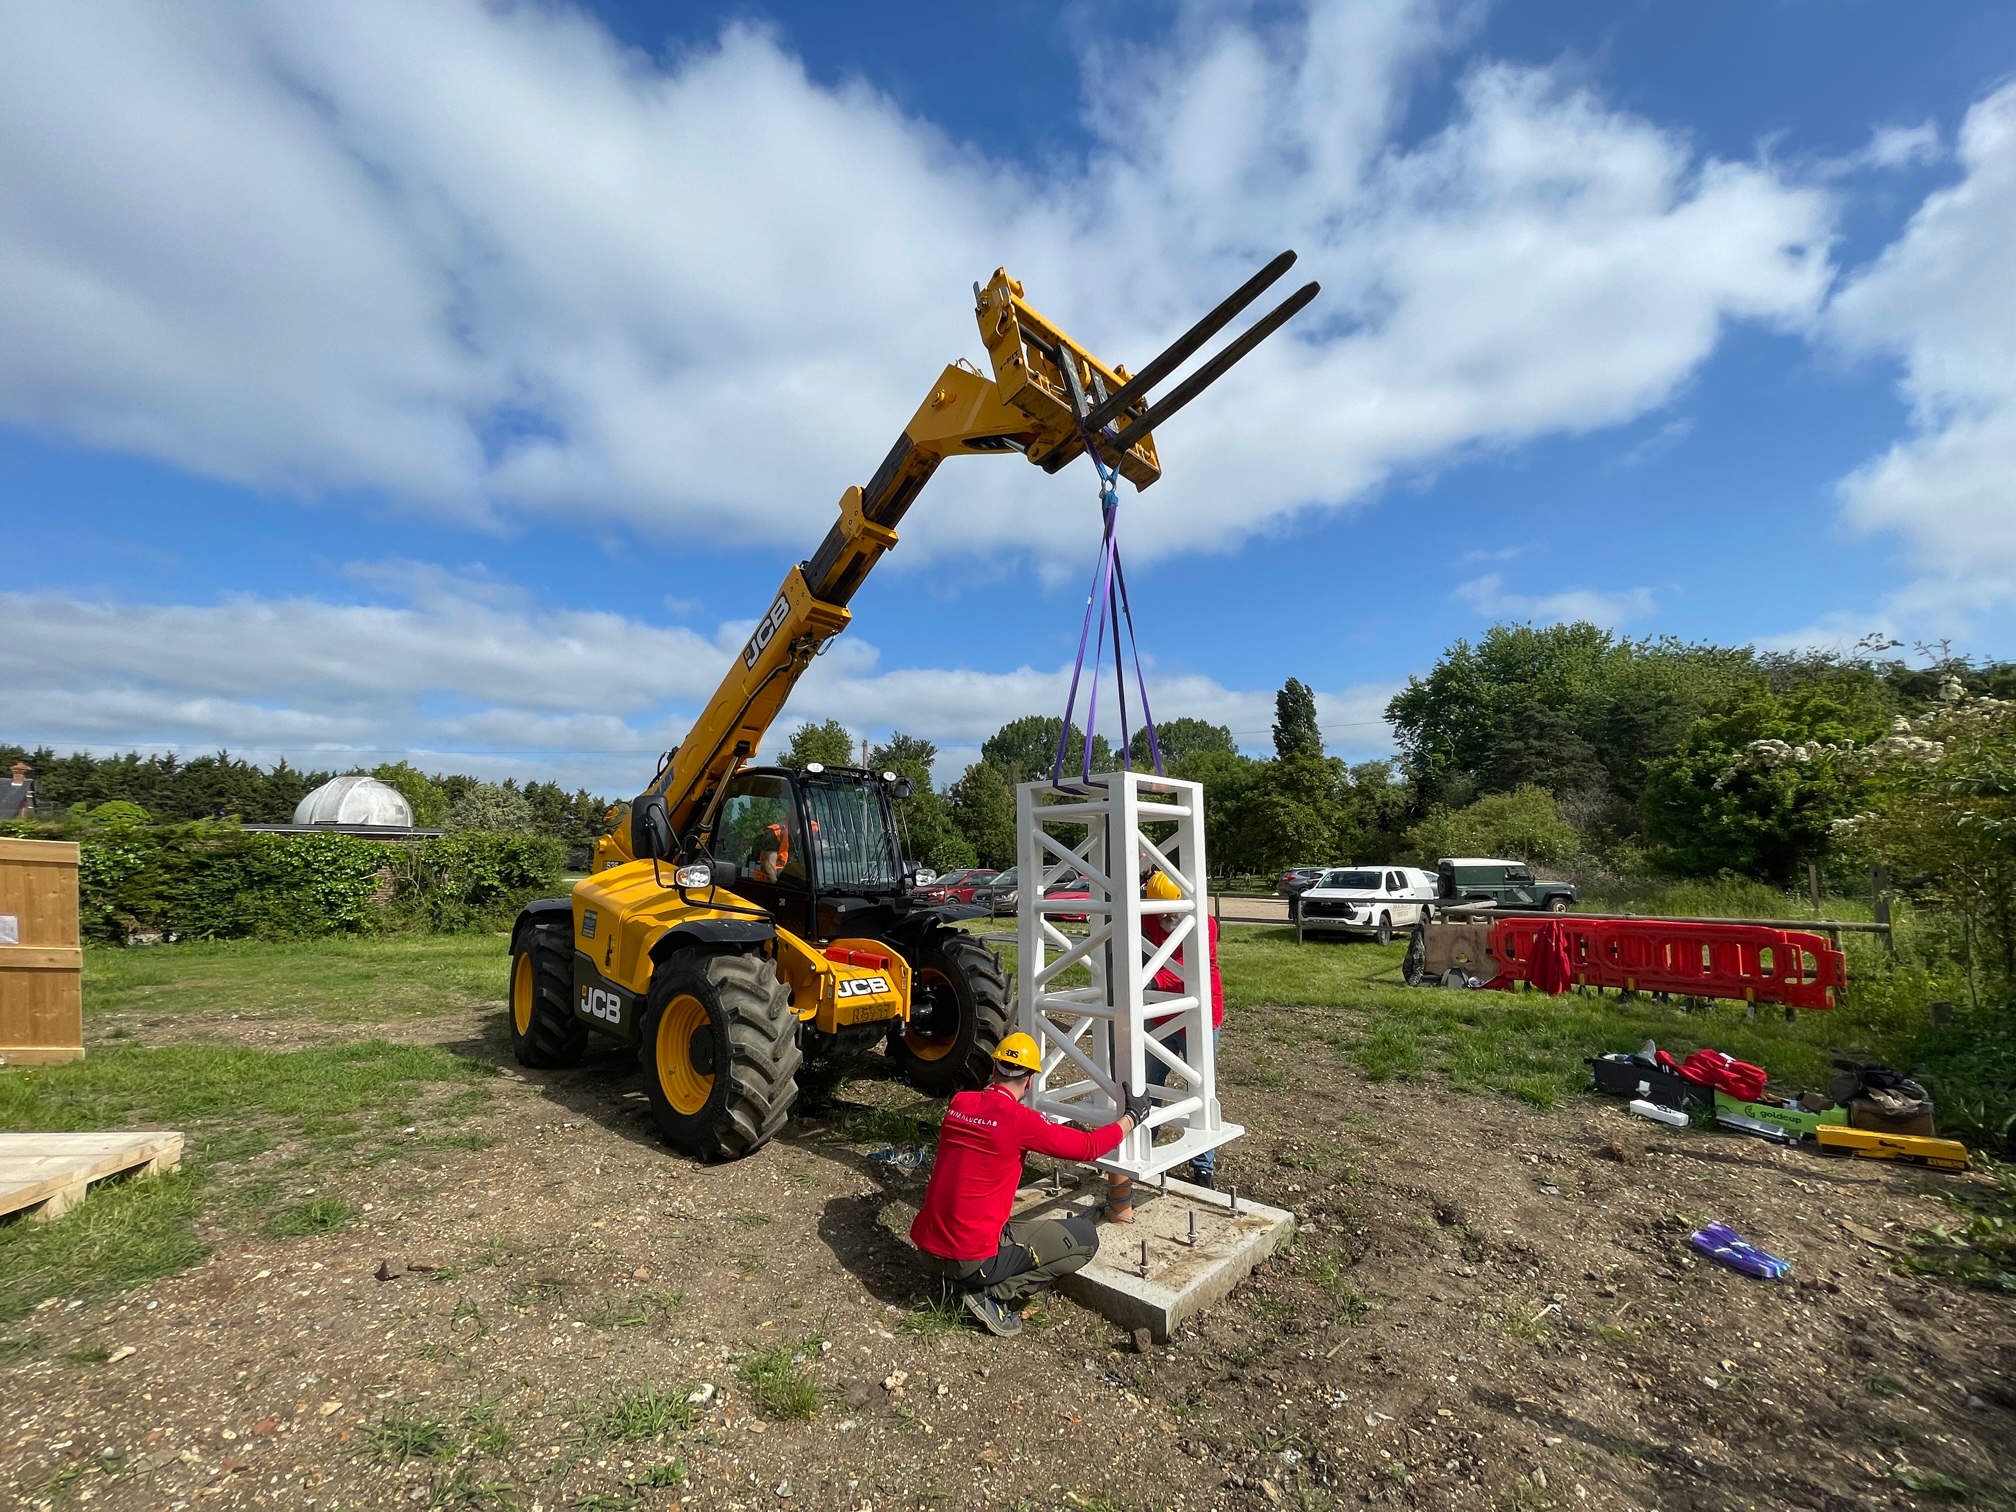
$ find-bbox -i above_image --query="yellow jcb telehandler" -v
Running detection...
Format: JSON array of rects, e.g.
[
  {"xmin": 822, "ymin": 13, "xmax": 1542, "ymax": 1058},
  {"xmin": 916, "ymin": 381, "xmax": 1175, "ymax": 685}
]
[{"xmin": 507, "ymin": 254, "xmax": 1317, "ymax": 1159}]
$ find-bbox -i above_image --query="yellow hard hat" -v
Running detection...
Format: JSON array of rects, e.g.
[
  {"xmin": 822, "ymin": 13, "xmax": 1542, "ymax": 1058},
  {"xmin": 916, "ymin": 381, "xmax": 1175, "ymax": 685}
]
[
  {"xmin": 1144, "ymin": 869, "xmax": 1182, "ymax": 901},
  {"xmin": 992, "ymin": 1032, "xmax": 1042, "ymax": 1075}
]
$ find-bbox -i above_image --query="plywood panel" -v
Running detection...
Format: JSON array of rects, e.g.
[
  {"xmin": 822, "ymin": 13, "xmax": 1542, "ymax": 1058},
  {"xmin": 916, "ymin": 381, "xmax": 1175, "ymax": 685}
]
[
  {"xmin": 0, "ymin": 837, "xmax": 81, "ymax": 947},
  {"xmin": 0, "ymin": 839, "xmax": 84, "ymax": 1063},
  {"xmin": 0, "ymin": 950, "xmax": 84, "ymax": 1065}
]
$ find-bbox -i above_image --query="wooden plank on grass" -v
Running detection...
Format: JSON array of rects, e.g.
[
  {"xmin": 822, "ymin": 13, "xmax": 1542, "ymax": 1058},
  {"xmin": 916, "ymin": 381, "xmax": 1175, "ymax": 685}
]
[{"xmin": 0, "ymin": 1131, "xmax": 185, "ymax": 1221}]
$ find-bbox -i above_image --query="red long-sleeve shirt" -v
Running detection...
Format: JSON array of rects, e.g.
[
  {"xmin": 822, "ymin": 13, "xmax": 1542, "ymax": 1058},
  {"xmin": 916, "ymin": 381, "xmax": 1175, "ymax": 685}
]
[
  {"xmin": 1143, "ymin": 913, "xmax": 1225, "ymax": 1029},
  {"xmin": 910, "ymin": 1086, "xmax": 1124, "ymax": 1261}
]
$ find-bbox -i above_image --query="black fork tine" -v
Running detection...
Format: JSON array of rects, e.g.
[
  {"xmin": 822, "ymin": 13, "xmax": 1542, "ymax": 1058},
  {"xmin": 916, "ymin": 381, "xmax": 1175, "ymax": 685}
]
[
  {"xmin": 1101, "ymin": 281, "xmax": 1320, "ymax": 456},
  {"xmin": 1077, "ymin": 250, "xmax": 1298, "ymax": 435}
]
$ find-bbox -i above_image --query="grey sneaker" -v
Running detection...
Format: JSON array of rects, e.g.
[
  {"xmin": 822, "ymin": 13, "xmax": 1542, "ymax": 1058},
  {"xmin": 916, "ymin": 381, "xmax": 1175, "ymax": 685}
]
[{"xmin": 962, "ymin": 1292, "xmax": 1024, "ymax": 1337}]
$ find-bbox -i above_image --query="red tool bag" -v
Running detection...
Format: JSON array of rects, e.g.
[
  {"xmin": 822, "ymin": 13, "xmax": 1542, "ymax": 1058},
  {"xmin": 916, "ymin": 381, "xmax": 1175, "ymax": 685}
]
[{"xmin": 1675, "ymin": 1048, "xmax": 1768, "ymax": 1102}]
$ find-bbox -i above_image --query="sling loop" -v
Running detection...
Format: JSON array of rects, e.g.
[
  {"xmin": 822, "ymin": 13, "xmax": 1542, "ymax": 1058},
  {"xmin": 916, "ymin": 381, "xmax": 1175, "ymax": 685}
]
[{"xmin": 1051, "ymin": 375, "xmax": 1162, "ymax": 786}]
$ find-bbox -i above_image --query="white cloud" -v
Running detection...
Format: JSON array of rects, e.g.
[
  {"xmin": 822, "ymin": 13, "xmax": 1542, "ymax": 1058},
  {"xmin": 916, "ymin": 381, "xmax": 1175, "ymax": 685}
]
[
  {"xmin": 0, "ymin": 572, "xmax": 1393, "ymax": 791},
  {"xmin": 1826, "ymin": 81, "xmax": 2016, "ymax": 629},
  {"xmin": 1618, "ymin": 416, "xmax": 1693, "ymax": 467},
  {"xmin": 0, "ymin": 0, "xmax": 1831, "ymax": 566},
  {"xmin": 1454, "ymin": 572, "xmax": 1655, "ymax": 628},
  {"xmin": 1817, "ymin": 120, "xmax": 1944, "ymax": 179}
]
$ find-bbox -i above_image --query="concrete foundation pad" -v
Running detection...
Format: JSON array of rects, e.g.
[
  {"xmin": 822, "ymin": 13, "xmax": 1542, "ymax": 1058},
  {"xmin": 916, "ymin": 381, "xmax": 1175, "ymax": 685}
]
[{"xmin": 1013, "ymin": 1172, "xmax": 1294, "ymax": 1343}]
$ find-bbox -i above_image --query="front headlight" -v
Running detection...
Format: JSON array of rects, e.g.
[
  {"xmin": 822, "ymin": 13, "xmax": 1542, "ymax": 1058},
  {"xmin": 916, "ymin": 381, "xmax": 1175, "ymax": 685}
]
[{"xmin": 673, "ymin": 864, "xmax": 713, "ymax": 888}]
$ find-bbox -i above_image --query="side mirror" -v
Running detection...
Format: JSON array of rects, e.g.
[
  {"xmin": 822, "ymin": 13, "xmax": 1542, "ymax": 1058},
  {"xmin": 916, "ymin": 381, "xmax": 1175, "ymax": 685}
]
[
  {"xmin": 889, "ymin": 775, "xmax": 915, "ymax": 800},
  {"xmin": 710, "ymin": 859, "xmax": 741, "ymax": 885},
  {"xmin": 631, "ymin": 794, "xmax": 674, "ymax": 861}
]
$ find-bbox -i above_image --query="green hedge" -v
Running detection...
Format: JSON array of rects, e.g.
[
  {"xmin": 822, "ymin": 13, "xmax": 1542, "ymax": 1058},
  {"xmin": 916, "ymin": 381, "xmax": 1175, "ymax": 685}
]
[{"xmin": 1, "ymin": 820, "xmax": 564, "ymax": 941}]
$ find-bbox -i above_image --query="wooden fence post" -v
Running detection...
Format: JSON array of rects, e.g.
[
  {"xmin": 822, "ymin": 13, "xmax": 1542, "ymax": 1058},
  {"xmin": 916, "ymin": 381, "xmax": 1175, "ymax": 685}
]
[{"xmin": 1870, "ymin": 864, "xmax": 1894, "ymax": 954}]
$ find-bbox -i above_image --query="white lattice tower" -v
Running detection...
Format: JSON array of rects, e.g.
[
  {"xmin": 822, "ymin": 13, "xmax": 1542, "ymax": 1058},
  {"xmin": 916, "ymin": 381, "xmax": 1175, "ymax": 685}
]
[{"xmin": 1015, "ymin": 771, "xmax": 1240, "ymax": 1179}]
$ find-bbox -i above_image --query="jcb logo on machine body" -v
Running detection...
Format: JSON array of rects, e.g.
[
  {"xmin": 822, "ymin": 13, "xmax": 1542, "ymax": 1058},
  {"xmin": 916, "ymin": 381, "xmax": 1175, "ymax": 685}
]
[
  {"xmin": 835, "ymin": 975, "xmax": 891, "ymax": 999},
  {"xmin": 742, "ymin": 595, "xmax": 791, "ymax": 669},
  {"xmin": 579, "ymin": 986, "xmax": 623, "ymax": 1024}
]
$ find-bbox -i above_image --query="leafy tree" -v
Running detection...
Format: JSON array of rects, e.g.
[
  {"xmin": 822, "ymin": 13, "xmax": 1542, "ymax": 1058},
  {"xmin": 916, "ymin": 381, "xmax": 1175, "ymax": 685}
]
[
  {"xmin": 372, "ymin": 761, "xmax": 448, "ymax": 827},
  {"xmin": 1219, "ymin": 749, "xmax": 1349, "ymax": 875},
  {"xmin": 1836, "ymin": 689, "xmax": 2016, "ymax": 989},
  {"xmin": 1386, "ymin": 623, "xmax": 1759, "ymax": 815},
  {"xmin": 868, "ymin": 733, "xmax": 974, "ymax": 872},
  {"xmin": 1405, "ymin": 784, "xmax": 1583, "ymax": 867},
  {"xmin": 447, "ymin": 780, "xmax": 536, "ymax": 834},
  {"xmin": 1640, "ymin": 686, "xmax": 1882, "ymax": 883},
  {"xmin": 778, "ymin": 719, "xmax": 855, "ymax": 770},
  {"xmin": 1272, "ymin": 679, "xmax": 1322, "ymax": 761},
  {"xmin": 522, "ymin": 780, "xmax": 615, "ymax": 865},
  {"xmin": 1127, "ymin": 717, "xmax": 1237, "ymax": 770},
  {"xmin": 948, "ymin": 762, "xmax": 1017, "ymax": 868},
  {"xmin": 1220, "ymin": 785, "xmax": 1339, "ymax": 877},
  {"xmin": 981, "ymin": 716, "xmax": 1112, "ymax": 783}
]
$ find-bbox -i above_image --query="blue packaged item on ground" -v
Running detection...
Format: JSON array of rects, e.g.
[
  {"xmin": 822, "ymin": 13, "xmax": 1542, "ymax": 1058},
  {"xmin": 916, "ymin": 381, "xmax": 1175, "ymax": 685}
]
[{"xmin": 1689, "ymin": 1221, "xmax": 1790, "ymax": 1279}]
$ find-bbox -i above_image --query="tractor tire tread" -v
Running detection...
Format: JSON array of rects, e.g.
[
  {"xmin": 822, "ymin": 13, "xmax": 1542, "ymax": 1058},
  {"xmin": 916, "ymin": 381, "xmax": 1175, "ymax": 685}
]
[
  {"xmin": 891, "ymin": 927, "xmax": 1011, "ymax": 1096},
  {"xmin": 514, "ymin": 917, "xmax": 588, "ymax": 1069},
  {"xmin": 642, "ymin": 950, "xmax": 801, "ymax": 1162}
]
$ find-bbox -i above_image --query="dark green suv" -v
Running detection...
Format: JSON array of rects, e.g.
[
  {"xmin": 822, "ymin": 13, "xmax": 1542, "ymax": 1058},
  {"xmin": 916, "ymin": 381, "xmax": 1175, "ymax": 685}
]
[{"xmin": 1436, "ymin": 857, "xmax": 1576, "ymax": 913}]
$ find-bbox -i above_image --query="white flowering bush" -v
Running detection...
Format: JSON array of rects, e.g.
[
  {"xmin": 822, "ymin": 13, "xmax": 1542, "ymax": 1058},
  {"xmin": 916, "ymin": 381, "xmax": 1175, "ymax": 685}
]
[{"xmin": 1833, "ymin": 689, "xmax": 2016, "ymax": 991}]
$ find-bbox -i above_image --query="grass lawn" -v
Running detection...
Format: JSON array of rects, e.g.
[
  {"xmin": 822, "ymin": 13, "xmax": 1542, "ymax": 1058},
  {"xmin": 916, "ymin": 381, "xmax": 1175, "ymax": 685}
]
[
  {"xmin": 84, "ymin": 931, "xmax": 508, "ymax": 1020},
  {"xmin": 1, "ymin": 1017, "xmax": 499, "ymax": 1356}
]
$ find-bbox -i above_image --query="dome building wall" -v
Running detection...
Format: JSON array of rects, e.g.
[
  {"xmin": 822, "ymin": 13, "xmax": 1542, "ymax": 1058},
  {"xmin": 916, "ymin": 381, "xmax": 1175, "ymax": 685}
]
[{"xmin": 292, "ymin": 775, "xmax": 415, "ymax": 828}]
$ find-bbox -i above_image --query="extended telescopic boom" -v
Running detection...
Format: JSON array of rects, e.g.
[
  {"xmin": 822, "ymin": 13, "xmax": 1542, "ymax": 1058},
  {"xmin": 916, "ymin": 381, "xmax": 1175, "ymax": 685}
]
[{"xmin": 609, "ymin": 256, "xmax": 1319, "ymax": 865}]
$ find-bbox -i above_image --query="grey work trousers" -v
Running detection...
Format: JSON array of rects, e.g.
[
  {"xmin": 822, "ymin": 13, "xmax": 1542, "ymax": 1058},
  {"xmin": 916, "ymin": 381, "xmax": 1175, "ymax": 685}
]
[{"xmin": 921, "ymin": 1216, "xmax": 1101, "ymax": 1304}]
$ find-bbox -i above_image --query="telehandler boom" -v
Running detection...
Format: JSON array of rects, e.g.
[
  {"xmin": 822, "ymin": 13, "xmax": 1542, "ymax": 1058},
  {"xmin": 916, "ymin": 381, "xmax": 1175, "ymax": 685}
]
[{"xmin": 507, "ymin": 257, "xmax": 1317, "ymax": 1160}]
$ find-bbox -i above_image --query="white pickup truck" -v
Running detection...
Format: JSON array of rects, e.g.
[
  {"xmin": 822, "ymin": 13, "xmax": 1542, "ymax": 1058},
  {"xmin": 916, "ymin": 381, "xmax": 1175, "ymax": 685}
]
[{"xmin": 1296, "ymin": 866, "xmax": 1438, "ymax": 944}]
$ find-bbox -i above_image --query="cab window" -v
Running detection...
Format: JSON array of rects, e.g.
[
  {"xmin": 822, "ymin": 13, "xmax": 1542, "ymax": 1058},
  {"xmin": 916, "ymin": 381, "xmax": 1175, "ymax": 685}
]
[
  {"xmin": 1386, "ymin": 871, "xmax": 1404, "ymax": 893},
  {"xmin": 717, "ymin": 775, "xmax": 805, "ymax": 885}
]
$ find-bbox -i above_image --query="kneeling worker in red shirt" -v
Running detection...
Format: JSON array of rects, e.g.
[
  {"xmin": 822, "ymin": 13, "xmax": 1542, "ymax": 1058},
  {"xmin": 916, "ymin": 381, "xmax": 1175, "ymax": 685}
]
[{"xmin": 911, "ymin": 1032, "xmax": 1150, "ymax": 1336}]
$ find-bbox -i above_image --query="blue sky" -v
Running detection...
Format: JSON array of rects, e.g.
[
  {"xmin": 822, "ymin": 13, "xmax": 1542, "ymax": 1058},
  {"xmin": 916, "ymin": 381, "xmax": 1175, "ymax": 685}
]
[{"xmin": 2, "ymin": 1, "xmax": 2013, "ymax": 793}]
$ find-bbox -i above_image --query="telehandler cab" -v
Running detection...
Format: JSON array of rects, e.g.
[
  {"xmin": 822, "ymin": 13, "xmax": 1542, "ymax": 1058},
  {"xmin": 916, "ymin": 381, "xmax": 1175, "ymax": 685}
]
[{"xmin": 508, "ymin": 255, "xmax": 1317, "ymax": 1160}]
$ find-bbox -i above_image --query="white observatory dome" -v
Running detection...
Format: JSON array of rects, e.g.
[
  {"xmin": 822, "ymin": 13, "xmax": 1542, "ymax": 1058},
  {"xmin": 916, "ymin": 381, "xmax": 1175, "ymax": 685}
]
[{"xmin": 292, "ymin": 775, "xmax": 414, "ymax": 828}]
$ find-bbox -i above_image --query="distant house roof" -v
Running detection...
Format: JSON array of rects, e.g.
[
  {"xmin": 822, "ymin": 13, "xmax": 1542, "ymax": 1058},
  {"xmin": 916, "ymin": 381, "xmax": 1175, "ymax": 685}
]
[{"xmin": 292, "ymin": 775, "xmax": 414, "ymax": 828}]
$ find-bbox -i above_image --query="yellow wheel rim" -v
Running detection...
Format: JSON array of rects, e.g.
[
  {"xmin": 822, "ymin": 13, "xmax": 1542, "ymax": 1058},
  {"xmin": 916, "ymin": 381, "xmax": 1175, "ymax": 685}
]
[
  {"xmin": 657, "ymin": 993, "xmax": 715, "ymax": 1115},
  {"xmin": 902, "ymin": 968, "xmax": 959, "ymax": 1062},
  {"xmin": 511, "ymin": 952, "xmax": 535, "ymax": 1035}
]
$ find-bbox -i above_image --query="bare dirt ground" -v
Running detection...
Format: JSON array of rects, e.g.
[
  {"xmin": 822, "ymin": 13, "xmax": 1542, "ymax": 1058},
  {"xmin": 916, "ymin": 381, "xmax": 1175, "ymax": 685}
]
[{"xmin": 6, "ymin": 994, "xmax": 2014, "ymax": 1512}]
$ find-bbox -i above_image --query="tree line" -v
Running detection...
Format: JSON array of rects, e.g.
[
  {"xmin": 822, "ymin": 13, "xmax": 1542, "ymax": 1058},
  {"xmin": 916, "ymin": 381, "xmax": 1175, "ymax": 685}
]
[
  {"xmin": 0, "ymin": 745, "xmax": 611, "ymax": 858},
  {"xmin": 773, "ymin": 624, "xmax": 2016, "ymax": 896}
]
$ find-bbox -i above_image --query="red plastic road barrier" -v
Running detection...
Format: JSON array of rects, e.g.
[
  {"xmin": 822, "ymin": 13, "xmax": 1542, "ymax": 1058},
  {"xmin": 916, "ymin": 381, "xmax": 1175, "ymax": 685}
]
[{"xmin": 1483, "ymin": 915, "xmax": 1845, "ymax": 1010}]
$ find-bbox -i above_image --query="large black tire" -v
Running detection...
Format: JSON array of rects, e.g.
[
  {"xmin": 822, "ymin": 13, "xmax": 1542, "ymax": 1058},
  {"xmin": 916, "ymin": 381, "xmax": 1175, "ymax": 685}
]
[
  {"xmin": 1547, "ymin": 896, "xmax": 1572, "ymax": 914},
  {"xmin": 888, "ymin": 928, "xmax": 1011, "ymax": 1097},
  {"xmin": 510, "ymin": 916, "xmax": 588, "ymax": 1068},
  {"xmin": 1401, "ymin": 926, "xmax": 1426, "ymax": 986},
  {"xmin": 639, "ymin": 950, "xmax": 800, "ymax": 1161},
  {"xmin": 1374, "ymin": 913, "xmax": 1393, "ymax": 947}
]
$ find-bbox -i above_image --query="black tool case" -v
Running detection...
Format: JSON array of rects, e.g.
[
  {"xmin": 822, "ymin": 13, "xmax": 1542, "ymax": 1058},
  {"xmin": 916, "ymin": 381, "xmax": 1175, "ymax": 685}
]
[{"xmin": 1588, "ymin": 1054, "xmax": 1714, "ymax": 1110}]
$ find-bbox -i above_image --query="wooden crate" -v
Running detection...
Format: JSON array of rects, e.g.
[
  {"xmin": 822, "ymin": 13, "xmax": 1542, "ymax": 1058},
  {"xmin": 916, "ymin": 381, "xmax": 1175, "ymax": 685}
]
[{"xmin": 0, "ymin": 837, "xmax": 84, "ymax": 1066}]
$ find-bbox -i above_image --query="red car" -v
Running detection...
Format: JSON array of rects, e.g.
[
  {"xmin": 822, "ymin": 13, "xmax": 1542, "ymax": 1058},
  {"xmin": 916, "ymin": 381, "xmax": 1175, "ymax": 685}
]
[
  {"xmin": 1044, "ymin": 876, "xmax": 1092, "ymax": 923},
  {"xmin": 917, "ymin": 868, "xmax": 997, "ymax": 905}
]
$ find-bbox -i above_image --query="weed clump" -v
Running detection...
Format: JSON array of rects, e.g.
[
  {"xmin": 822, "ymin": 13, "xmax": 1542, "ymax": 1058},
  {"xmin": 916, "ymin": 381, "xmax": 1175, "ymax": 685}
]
[{"xmin": 739, "ymin": 1337, "xmax": 824, "ymax": 1420}]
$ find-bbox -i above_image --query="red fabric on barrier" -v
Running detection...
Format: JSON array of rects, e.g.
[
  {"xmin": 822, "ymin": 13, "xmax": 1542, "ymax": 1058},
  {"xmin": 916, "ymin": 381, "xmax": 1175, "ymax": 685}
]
[
  {"xmin": 1529, "ymin": 919, "xmax": 1574, "ymax": 996},
  {"xmin": 1677, "ymin": 1048, "xmax": 1767, "ymax": 1102}
]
